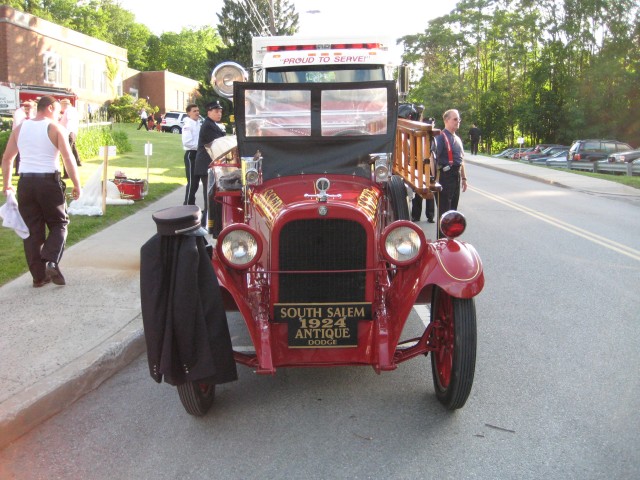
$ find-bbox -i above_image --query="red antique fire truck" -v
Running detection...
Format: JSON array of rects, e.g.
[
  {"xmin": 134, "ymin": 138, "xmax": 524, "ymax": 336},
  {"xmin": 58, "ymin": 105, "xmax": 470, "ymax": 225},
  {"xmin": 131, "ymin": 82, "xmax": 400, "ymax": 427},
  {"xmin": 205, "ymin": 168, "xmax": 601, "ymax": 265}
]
[{"xmin": 177, "ymin": 37, "xmax": 484, "ymax": 414}]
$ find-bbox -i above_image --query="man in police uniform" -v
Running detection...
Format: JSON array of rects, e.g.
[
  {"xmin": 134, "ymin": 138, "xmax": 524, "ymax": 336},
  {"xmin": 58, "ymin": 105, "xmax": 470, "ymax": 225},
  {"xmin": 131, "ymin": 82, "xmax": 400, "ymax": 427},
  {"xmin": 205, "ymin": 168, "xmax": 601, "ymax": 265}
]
[
  {"xmin": 195, "ymin": 101, "xmax": 226, "ymax": 233},
  {"xmin": 431, "ymin": 109, "xmax": 468, "ymax": 228},
  {"xmin": 2, "ymin": 95, "xmax": 81, "ymax": 287},
  {"xmin": 181, "ymin": 103, "xmax": 202, "ymax": 206}
]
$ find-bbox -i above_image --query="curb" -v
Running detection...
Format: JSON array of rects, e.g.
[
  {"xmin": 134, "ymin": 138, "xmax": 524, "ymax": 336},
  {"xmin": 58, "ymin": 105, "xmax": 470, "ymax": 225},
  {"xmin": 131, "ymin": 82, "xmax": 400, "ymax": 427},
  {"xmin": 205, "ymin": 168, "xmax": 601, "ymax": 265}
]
[
  {"xmin": 465, "ymin": 157, "xmax": 575, "ymax": 189},
  {"xmin": 0, "ymin": 316, "xmax": 146, "ymax": 450}
]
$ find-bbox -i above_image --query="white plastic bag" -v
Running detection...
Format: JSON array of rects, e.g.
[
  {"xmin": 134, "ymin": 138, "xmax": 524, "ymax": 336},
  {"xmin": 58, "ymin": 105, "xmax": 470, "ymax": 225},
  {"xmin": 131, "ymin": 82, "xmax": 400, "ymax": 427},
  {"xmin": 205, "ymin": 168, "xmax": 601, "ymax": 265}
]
[{"xmin": 0, "ymin": 190, "xmax": 29, "ymax": 239}]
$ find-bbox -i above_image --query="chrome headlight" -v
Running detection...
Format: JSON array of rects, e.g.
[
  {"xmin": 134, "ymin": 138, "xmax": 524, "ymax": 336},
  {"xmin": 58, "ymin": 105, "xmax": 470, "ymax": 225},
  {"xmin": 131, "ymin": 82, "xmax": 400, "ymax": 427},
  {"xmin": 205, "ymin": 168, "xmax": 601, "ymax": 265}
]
[
  {"xmin": 380, "ymin": 221, "xmax": 425, "ymax": 266},
  {"xmin": 217, "ymin": 226, "xmax": 262, "ymax": 269}
]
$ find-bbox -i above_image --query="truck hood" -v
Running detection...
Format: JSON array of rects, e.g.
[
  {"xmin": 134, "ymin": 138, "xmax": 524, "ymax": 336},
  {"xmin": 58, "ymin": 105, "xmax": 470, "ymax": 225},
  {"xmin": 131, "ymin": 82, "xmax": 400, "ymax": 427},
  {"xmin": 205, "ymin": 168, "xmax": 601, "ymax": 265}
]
[{"xmin": 251, "ymin": 175, "xmax": 382, "ymax": 226}]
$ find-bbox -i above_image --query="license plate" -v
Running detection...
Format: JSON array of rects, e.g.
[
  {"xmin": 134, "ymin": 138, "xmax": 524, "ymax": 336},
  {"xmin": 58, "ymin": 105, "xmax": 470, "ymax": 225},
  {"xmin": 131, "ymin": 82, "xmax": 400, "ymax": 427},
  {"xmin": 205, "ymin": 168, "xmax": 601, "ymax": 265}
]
[{"xmin": 274, "ymin": 303, "xmax": 372, "ymax": 348}]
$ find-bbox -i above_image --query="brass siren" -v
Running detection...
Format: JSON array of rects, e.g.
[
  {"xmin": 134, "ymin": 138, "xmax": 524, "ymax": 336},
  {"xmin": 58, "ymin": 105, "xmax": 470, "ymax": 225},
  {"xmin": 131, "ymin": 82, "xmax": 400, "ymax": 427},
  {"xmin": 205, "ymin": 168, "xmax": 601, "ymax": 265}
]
[{"xmin": 211, "ymin": 62, "xmax": 248, "ymax": 98}]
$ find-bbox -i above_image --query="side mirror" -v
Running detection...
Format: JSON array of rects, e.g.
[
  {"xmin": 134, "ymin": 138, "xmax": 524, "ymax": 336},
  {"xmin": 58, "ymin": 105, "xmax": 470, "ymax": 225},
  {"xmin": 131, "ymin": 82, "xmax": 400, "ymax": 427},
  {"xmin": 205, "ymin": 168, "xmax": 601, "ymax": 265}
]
[{"xmin": 211, "ymin": 62, "xmax": 248, "ymax": 98}]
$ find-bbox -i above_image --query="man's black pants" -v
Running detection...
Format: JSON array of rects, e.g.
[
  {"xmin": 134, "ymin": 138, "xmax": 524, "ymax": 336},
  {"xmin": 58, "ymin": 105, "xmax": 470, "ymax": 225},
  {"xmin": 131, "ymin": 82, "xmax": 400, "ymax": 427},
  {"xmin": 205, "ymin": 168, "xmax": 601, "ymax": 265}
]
[
  {"xmin": 17, "ymin": 175, "xmax": 68, "ymax": 282},
  {"xmin": 436, "ymin": 169, "xmax": 461, "ymax": 215}
]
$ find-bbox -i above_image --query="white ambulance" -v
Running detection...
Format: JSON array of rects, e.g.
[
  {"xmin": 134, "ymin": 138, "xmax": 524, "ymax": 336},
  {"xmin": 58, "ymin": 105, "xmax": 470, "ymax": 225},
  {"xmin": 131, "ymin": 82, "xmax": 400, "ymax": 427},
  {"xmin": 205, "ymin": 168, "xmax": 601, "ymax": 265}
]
[{"xmin": 212, "ymin": 35, "xmax": 399, "ymax": 95}]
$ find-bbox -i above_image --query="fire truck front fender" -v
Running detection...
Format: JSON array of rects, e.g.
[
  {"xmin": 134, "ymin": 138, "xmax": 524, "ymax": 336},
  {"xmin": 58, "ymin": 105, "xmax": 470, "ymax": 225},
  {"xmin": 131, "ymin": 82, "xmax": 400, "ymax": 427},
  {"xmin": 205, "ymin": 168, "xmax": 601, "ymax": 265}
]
[{"xmin": 420, "ymin": 239, "xmax": 484, "ymax": 299}]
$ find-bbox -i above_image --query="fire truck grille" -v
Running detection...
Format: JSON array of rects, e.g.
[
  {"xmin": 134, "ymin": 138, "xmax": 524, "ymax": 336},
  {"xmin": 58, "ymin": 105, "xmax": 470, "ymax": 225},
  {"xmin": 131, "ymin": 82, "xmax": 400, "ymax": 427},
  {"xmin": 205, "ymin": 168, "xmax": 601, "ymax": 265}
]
[{"xmin": 279, "ymin": 219, "xmax": 367, "ymax": 303}]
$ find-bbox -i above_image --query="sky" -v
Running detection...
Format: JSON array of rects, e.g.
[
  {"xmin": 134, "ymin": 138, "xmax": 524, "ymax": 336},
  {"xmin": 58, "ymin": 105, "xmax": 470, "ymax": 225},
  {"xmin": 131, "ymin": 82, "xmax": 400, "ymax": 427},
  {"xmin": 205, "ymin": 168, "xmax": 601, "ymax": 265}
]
[{"xmin": 116, "ymin": 0, "xmax": 459, "ymax": 60}]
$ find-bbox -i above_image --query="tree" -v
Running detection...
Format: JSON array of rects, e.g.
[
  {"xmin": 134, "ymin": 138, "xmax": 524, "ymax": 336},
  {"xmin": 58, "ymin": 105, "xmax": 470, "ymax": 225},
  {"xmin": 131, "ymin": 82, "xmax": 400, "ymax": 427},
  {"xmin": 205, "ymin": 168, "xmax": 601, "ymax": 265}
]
[
  {"xmin": 401, "ymin": 0, "xmax": 640, "ymax": 151},
  {"xmin": 146, "ymin": 27, "xmax": 224, "ymax": 81},
  {"xmin": 198, "ymin": 0, "xmax": 299, "ymax": 121},
  {"xmin": 211, "ymin": 0, "xmax": 299, "ymax": 69},
  {"xmin": 105, "ymin": 57, "xmax": 120, "ymax": 97},
  {"xmin": 106, "ymin": 94, "xmax": 152, "ymax": 123}
]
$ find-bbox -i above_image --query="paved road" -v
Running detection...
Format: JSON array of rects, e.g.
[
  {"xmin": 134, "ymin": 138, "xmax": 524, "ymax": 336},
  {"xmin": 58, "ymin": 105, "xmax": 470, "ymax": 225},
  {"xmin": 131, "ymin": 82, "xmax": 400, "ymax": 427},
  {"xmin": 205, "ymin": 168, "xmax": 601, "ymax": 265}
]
[{"xmin": 1, "ymin": 163, "xmax": 638, "ymax": 480}]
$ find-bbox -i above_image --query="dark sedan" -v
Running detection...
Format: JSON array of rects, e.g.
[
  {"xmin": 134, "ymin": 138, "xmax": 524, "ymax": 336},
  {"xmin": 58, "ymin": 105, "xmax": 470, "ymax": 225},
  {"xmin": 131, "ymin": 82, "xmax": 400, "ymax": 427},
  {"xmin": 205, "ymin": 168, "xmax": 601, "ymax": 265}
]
[{"xmin": 527, "ymin": 149, "xmax": 569, "ymax": 165}]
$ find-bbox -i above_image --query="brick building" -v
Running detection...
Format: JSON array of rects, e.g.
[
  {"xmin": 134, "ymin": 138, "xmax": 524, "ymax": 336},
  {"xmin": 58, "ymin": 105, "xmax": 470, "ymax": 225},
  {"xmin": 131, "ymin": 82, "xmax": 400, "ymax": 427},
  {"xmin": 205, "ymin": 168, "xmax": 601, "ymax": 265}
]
[
  {"xmin": 0, "ymin": 5, "xmax": 200, "ymax": 119},
  {"xmin": 123, "ymin": 70, "xmax": 200, "ymax": 114}
]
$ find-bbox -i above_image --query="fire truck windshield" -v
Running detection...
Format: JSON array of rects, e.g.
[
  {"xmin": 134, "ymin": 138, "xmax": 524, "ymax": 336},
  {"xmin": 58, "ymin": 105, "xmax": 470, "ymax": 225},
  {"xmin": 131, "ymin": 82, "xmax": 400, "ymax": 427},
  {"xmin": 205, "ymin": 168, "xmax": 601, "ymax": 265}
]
[{"xmin": 265, "ymin": 65, "xmax": 385, "ymax": 83}]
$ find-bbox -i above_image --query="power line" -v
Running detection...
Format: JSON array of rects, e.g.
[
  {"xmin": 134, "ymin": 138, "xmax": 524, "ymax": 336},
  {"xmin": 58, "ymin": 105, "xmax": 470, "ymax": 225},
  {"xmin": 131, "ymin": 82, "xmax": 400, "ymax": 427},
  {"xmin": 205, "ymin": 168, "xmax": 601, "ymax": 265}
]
[{"xmin": 243, "ymin": 0, "xmax": 270, "ymax": 36}]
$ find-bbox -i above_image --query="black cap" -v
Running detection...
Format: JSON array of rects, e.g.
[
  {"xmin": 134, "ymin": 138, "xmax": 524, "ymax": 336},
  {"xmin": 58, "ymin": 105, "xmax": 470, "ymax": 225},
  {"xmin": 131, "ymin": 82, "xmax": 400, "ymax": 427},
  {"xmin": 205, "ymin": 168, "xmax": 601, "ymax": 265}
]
[
  {"xmin": 206, "ymin": 101, "xmax": 223, "ymax": 111},
  {"xmin": 152, "ymin": 205, "xmax": 208, "ymax": 236}
]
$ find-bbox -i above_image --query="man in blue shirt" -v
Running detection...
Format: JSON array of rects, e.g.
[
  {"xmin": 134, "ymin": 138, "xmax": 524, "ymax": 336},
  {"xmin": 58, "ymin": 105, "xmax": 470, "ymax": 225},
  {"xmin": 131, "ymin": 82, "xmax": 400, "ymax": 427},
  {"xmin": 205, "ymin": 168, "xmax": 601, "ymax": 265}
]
[{"xmin": 431, "ymin": 109, "xmax": 469, "ymax": 229}]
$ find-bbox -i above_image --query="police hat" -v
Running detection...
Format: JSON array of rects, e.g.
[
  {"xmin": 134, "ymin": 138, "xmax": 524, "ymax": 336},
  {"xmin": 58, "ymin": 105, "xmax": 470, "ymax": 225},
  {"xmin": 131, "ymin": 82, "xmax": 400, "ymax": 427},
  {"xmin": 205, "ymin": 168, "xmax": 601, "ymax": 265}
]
[
  {"xmin": 206, "ymin": 101, "xmax": 223, "ymax": 111},
  {"xmin": 152, "ymin": 205, "xmax": 208, "ymax": 236}
]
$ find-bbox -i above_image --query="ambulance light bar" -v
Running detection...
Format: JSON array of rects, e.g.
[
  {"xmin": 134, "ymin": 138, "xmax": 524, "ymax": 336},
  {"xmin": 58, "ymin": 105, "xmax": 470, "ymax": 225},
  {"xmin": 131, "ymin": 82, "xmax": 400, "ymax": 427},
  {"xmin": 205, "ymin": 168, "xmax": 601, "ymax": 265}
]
[{"xmin": 265, "ymin": 43, "xmax": 385, "ymax": 52}]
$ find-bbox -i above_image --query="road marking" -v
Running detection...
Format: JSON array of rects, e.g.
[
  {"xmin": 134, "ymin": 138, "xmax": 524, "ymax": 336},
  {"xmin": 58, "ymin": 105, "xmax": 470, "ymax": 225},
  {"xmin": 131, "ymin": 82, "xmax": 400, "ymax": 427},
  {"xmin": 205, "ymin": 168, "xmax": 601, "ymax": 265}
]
[
  {"xmin": 233, "ymin": 346, "xmax": 256, "ymax": 353},
  {"xmin": 414, "ymin": 304, "xmax": 430, "ymax": 328},
  {"xmin": 470, "ymin": 186, "xmax": 640, "ymax": 262}
]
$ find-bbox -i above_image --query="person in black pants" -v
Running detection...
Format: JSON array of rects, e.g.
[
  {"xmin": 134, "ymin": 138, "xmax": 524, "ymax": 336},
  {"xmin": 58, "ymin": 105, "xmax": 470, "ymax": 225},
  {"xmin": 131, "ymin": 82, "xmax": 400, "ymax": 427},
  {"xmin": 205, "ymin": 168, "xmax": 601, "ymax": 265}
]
[
  {"xmin": 411, "ymin": 191, "xmax": 435, "ymax": 223},
  {"xmin": 181, "ymin": 104, "xmax": 201, "ymax": 206},
  {"xmin": 468, "ymin": 123, "xmax": 481, "ymax": 155},
  {"xmin": 1, "ymin": 95, "xmax": 82, "ymax": 287},
  {"xmin": 195, "ymin": 101, "xmax": 226, "ymax": 233},
  {"xmin": 411, "ymin": 114, "xmax": 436, "ymax": 223},
  {"xmin": 431, "ymin": 109, "xmax": 468, "ymax": 235}
]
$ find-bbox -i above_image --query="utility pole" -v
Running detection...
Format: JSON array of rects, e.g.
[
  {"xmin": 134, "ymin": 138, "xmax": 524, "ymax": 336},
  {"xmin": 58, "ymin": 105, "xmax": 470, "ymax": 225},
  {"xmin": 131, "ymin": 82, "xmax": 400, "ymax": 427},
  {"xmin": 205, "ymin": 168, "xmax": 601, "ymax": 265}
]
[{"xmin": 269, "ymin": 0, "xmax": 276, "ymax": 35}]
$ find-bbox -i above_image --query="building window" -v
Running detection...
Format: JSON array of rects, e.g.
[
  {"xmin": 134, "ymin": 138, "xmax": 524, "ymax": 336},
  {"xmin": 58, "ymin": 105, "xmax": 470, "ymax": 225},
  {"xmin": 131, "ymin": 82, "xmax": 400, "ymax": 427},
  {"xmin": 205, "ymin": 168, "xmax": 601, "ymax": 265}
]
[
  {"xmin": 43, "ymin": 52, "xmax": 61, "ymax": 84},
  {"xmin": 93, "ymin": 68, "xmax": 107, "ymax": 94},
  {"xmin": 70, "ymin": 59, "xmax": 86, "ymax": 89},
  {"xmin": 176, "ymin": 90, "xmax": 186, "ymax": 111},
  {"xmin": 129, "ymin": 88, "xmax": 139, "ymax": 99}
]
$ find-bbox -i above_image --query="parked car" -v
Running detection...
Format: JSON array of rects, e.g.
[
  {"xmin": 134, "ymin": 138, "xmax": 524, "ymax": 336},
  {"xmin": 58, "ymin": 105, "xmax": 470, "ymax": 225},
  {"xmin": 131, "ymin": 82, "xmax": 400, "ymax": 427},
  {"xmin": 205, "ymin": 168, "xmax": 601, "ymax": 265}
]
[
  {"xmin": 160, "ymin": 111, "xmax": 205, "ymax": 134},
  {"xmin": 493, "ymin": 148, "xmax": 519, "ymax": 158},
  {"xmin": 567, "ymin": 139, "xmax": 632, "ymax": 162},
  {"xmin": 545, "ymin": 152, "xmax": 570, "ymax": 167},
  {"xmin": 523, "ymin": 146, "xmax": 569, "ymax": 163},
  {"xmin": 528, "ymin": 148, "xmax": 569, "ymax": 165},
  {"xmin": 509, "ymin": 147, "xmax": 536, "ymax": 159},
  {"xmin": 512, "ymin": 144, "xmax": 563, "ymax": 159},
  {"xmin": 607, "ymin": 149, "xmax": 640, "ymax": 163},
  {"xmin": 160, "ymin": 111, "xmax": 187, "ymax": 133}
]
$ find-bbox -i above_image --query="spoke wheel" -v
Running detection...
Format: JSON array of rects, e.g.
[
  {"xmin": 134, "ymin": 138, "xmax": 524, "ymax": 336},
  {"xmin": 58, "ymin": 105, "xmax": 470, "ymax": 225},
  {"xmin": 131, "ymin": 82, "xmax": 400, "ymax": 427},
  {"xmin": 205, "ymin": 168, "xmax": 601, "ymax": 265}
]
[
  {"xmin": 430, "ymin": 287, "xmax": 477, "ymax": 410},
  {"xmin": 177, "ymin": 381, "xmax": 216, "ymax": 416}
]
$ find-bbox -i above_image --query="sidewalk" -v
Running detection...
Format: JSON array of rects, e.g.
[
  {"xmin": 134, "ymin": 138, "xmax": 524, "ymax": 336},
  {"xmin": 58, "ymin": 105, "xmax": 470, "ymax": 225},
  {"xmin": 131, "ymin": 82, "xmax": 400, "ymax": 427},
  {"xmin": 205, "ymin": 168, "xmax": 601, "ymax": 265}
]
[
  {"xmin": 465, "ymin": 154, "xmax": 640, "ymax": 200},
  {"xmin": 1, "ymin": 158, "xmax": 638, "ymax": 449},
  {"xmin": 0, "ymin": 186, "xmax": 185, "ymax": 449}
]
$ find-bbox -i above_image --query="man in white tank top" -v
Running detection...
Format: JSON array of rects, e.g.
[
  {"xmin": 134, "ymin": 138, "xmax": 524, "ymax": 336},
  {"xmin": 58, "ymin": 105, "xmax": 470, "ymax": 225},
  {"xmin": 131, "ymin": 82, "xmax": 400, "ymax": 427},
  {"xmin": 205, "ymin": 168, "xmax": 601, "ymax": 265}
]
[{"xmin": 2, "ymin": 95, "xmax": 82, "ymax": 287}]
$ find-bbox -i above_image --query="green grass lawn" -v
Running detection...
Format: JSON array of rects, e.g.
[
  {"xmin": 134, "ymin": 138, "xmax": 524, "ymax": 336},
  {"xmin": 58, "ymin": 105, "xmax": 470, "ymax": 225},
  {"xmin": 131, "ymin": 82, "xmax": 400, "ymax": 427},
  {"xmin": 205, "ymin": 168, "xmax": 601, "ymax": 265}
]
[
  {"xmin": 0, "ymin": 123, "xmax": 186, "ymax": 285},
  {"xmin": 548, "ymin": 167, "xmax": 640, "ymax": 189}
]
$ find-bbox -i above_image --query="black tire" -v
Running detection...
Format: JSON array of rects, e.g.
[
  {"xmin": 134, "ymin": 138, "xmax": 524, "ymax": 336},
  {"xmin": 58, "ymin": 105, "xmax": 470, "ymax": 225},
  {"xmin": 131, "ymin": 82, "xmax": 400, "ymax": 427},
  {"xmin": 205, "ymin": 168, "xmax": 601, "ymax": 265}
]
[
  {"xmin": 429, "ymin": 287, "xmax": 477, "ymax": 410},
  {"xmin": 388, "ymin": 175, "xmax": 410, "ymax": 221},
  {"xmin": 171, "ymin": 126, "xmax": 181, "ymax": 134},
  {"xmin": 177, "ymin": 381, "xmax": 215, "ymax": 416}
]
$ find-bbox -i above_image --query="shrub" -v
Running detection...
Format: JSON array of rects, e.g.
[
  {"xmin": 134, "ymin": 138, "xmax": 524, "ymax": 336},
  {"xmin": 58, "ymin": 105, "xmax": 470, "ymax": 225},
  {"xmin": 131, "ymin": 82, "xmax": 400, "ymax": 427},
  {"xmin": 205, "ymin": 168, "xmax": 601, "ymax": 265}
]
[
  {"xmin": 0, "ymin": 126, "xmax": 130, "ymax": 161},
  {"xmin": 0, "ymin": 131, "xmax": 9, "ymax": 157},
  {"xmin": 76, "ymin": 126, "xmax": 132, "ymax": 159},
  {"xmin": 105, "ymin": 95, "xmax": 156, "ymax": 123}
]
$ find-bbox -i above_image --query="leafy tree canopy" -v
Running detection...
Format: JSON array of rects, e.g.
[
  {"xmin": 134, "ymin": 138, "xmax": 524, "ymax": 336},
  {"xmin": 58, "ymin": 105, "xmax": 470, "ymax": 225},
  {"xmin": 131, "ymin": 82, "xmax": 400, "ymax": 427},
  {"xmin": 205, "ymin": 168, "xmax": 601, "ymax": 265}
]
[{"xmin": 401, "ymin": 0, "xmax": 640, "ymax": 150}]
